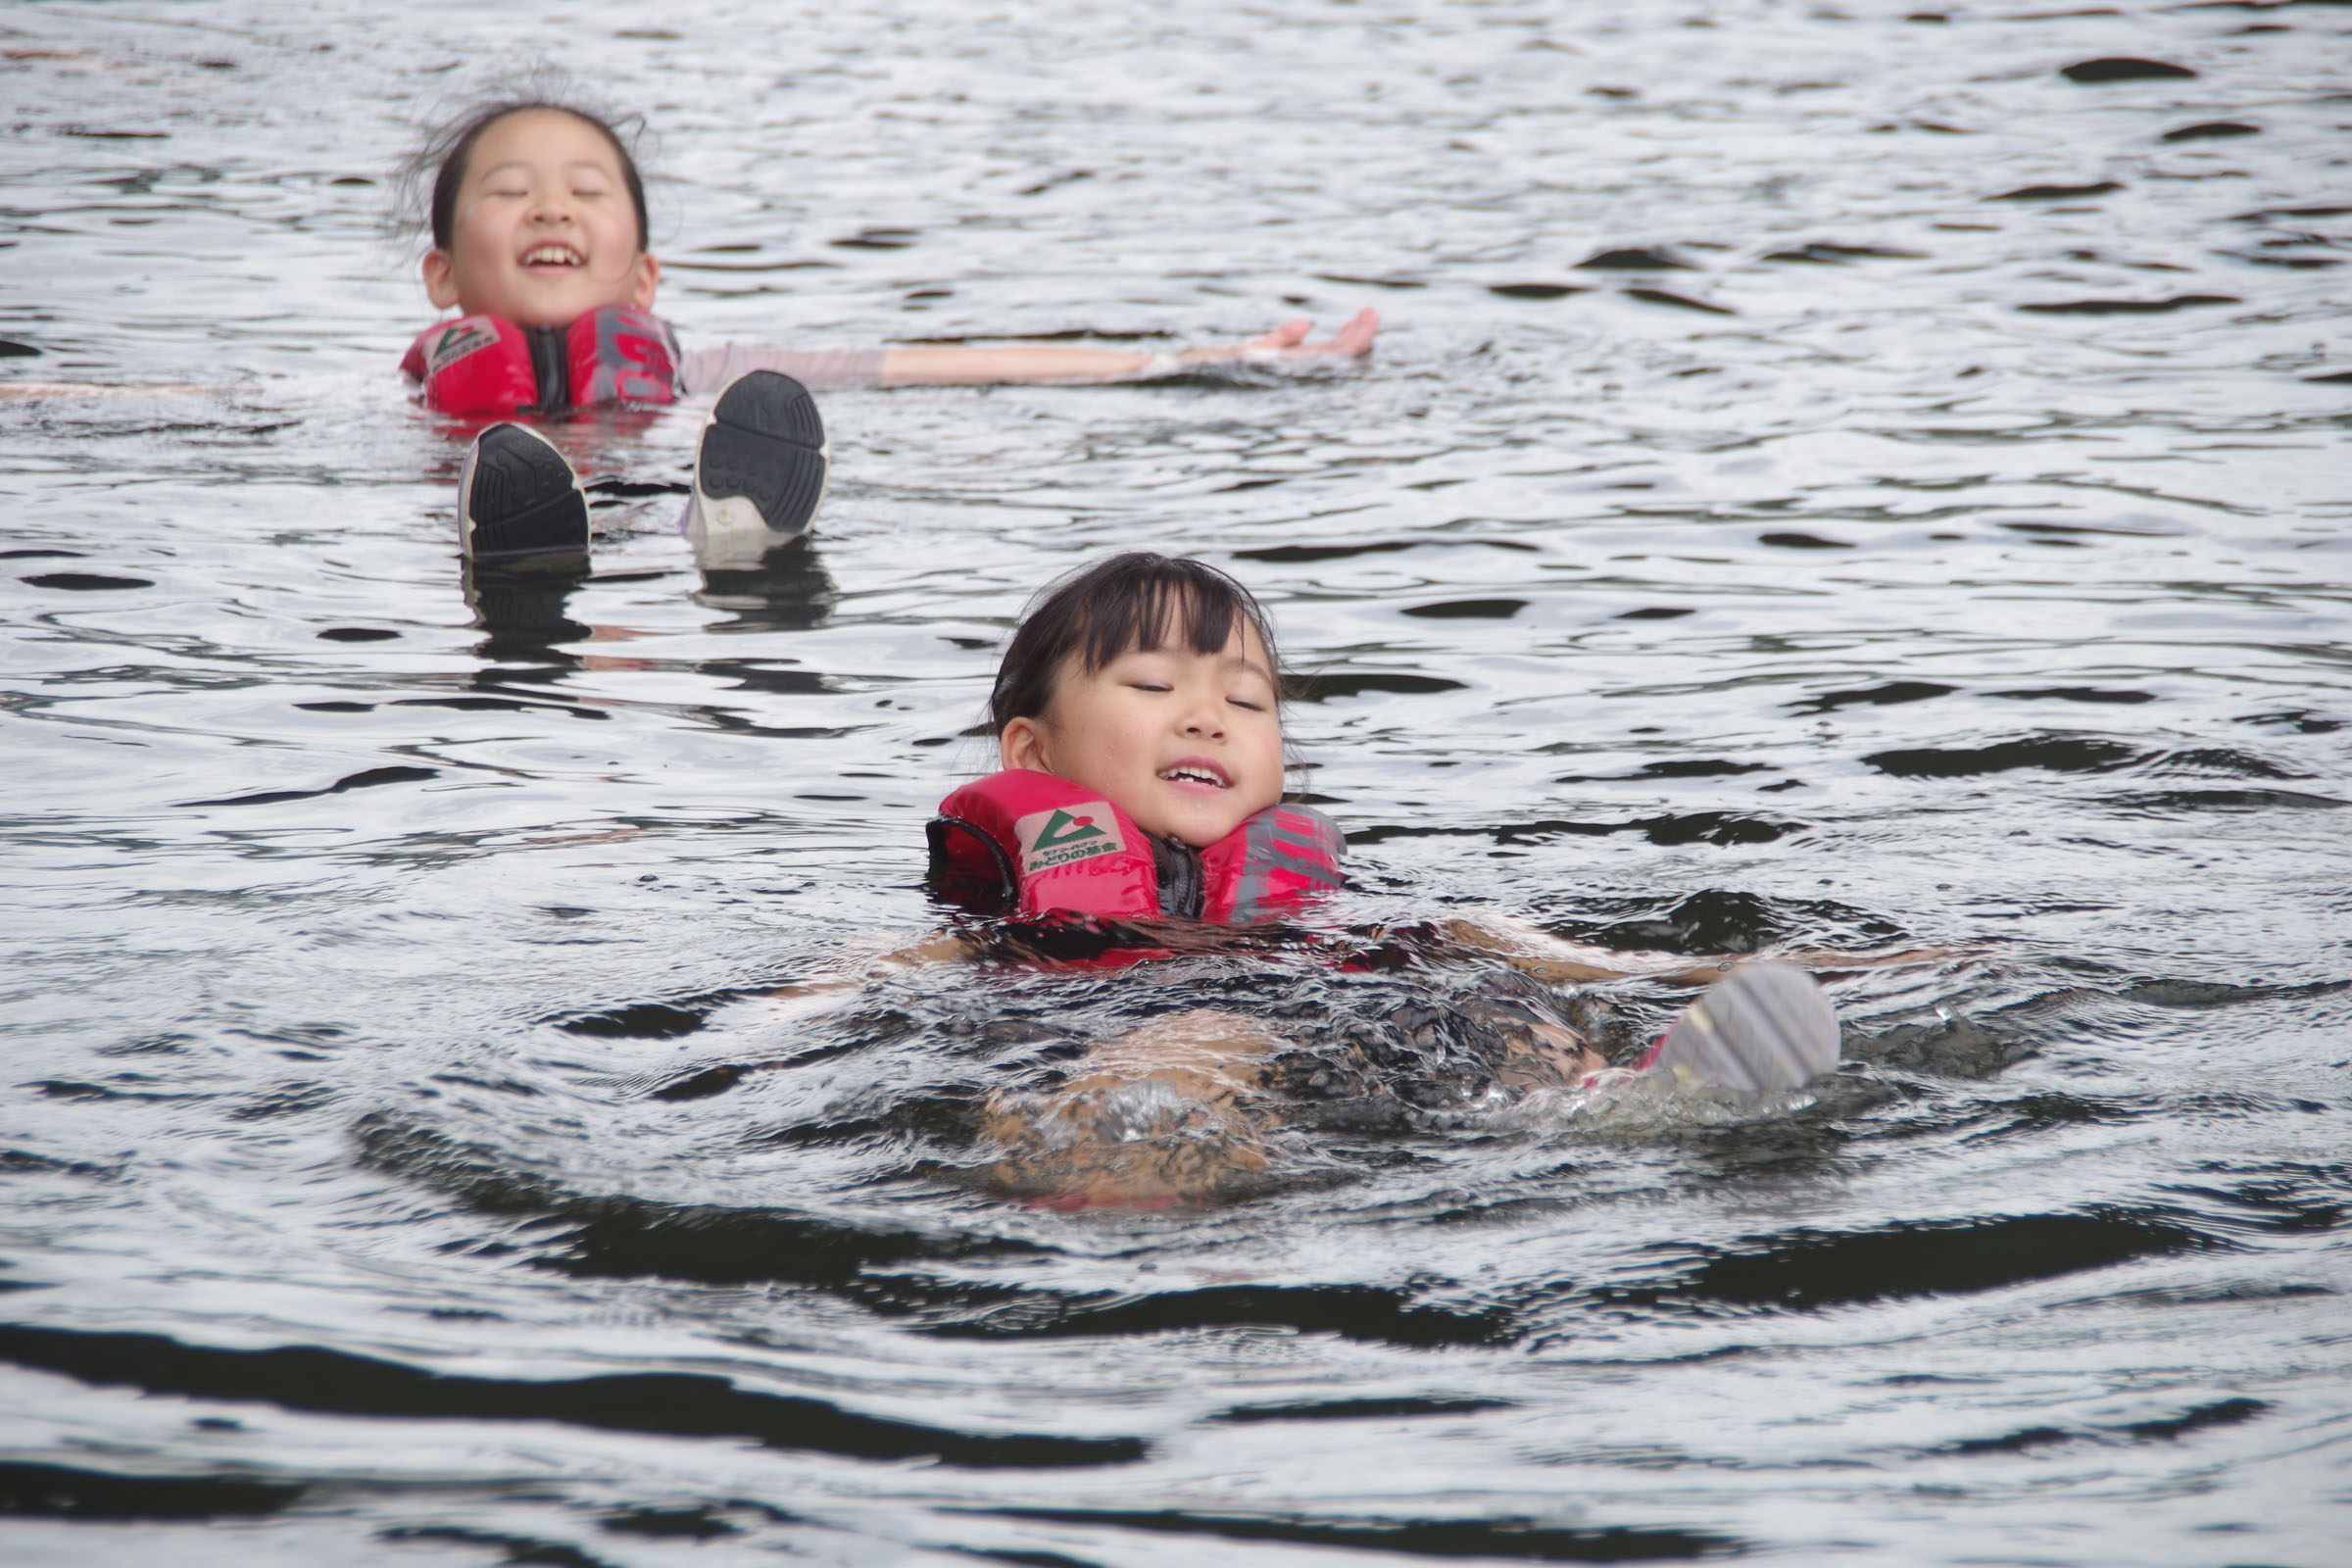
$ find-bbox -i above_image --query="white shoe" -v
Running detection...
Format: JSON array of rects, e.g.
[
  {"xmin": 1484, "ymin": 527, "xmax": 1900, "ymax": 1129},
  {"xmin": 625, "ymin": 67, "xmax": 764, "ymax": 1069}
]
[
  {"xmin": 687, "ymin": 370, "xmax": 829, "ymax": 570},
  {"xmin": 1645, "ymin": 962, "xmax": 1839, "ymax": 1093}
]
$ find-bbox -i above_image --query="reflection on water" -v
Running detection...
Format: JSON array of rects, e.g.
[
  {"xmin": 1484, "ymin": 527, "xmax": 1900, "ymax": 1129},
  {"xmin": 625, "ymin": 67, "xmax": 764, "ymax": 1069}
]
[
  {"xmin": 466, "ymin": 538, "xmax": 835, "ymax": 663},
  {"xmin": 691, "ymin": 539, "xmax": 837, "ymax": 633},
  {"xmin": 465, "ymin": 559, "xmax": 594, "ymax": 662},
  {"xmin": 2, "ymin": 0, "xmax": 2348, "ymax": 1563}
]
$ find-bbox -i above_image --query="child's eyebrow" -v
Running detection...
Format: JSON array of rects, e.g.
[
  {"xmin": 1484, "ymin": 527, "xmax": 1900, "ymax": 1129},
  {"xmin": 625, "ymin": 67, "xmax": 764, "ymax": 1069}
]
[
  {"xmin": 470, "ymin": 159, "xmax": 614, "ymax": 184},
  {"xmin": 1224, "ymin": 652, "xmax": 1276, "ymax": 688}
]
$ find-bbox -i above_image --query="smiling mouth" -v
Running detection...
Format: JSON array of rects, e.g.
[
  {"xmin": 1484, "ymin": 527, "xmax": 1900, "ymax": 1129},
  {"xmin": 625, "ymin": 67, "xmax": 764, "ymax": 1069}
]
[
  {"xmin": 1157, "ymin": 763, "xmax": 1229, "ymax": 789},
  {"xmin": 520, "ymin": 244, "xmax": 583, "ymax": 268}
]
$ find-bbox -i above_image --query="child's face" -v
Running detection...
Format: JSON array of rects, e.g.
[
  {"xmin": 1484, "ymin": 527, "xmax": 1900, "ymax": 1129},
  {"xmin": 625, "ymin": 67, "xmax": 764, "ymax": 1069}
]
[
  {"xmin": 1000, "ymin": 621, "xmax": 1285, "ymax": 849},
  {"xmin": 421, "ymin": 109, "xmax": 658, "ymax": 328}
]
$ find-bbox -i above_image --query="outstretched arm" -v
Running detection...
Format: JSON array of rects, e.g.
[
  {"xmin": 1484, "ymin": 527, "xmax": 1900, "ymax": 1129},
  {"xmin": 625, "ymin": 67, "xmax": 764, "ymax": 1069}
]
[
  {"xmin": 1438, "ymin": 912, "xmax": 1968, "ymax": 988},
  {"xmin": 1, "ymin": 382, "xmax": 214, "ymax": 401},
  {"xmin": 875, "ymin": 308, "xmax": 1379, "ymax": 387},
  {"xmin": 763, "ymin": 928, "xmax": 975, "ymax": 1004}
]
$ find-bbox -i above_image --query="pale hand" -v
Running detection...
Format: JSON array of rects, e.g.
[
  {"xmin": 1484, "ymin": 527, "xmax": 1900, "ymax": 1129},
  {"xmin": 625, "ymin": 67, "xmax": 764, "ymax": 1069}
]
[{"xmin": 1179, "ymin": 307, "xmax": 1380, "ymax": 368}]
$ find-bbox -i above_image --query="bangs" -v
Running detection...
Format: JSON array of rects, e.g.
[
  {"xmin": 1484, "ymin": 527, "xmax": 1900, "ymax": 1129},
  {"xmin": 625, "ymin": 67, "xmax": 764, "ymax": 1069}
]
[{"xmin": 1071, "ymin": 571, "xmax": 1245, "ymax": 673}]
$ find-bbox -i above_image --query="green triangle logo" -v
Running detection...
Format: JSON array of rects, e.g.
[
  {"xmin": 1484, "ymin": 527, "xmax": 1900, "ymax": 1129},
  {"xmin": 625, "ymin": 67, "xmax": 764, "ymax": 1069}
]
[{"xmin": 1031, "ymin": 808, "xmax": 1108, "ymax": 851}]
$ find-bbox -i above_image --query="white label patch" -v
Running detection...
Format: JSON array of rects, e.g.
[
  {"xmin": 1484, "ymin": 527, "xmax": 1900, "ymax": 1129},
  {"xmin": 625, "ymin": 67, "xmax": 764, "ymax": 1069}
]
[
  {"xmin": 1014, "ymin": 802, "xmax": 1124, "ymax": 876},
  {"xmin": 425, "ymin": 320, "xmax": 497, "ymax": 376}
]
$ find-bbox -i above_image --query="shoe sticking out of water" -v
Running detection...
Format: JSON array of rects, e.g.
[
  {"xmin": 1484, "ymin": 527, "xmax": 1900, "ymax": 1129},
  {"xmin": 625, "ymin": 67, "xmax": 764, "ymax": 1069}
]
[
  {"xmin": 1638, "ymin": 961, "xmax": 1840, "ymax": 1094},
  {"xmin": 458, "ymin": 422, "xmax": 589, "ymax": 567},
  {"xmin": 688, "ymin": 370, "xmax": 829, "ymax": 571}
]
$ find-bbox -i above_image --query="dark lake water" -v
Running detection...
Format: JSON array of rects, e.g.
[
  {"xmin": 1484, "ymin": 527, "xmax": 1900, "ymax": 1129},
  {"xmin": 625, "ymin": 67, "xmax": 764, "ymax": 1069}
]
[{"xmin": 4, "ymin": 1, "xmax": 2348, "ymax": 1563}]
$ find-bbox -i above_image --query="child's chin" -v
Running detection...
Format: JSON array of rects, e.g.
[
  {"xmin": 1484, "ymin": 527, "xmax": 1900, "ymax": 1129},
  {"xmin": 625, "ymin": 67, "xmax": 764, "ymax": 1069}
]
[
  {"xmin": 491, "ymin": 287, "xmax": 597, "ymax": 328},
  {"xmin": 501, "ymin": 303, "xmax": 580, "ymax": 329},
  {"xmin": 1161, "ymin": 813, "xmax": 1242, "ymax": 849}
]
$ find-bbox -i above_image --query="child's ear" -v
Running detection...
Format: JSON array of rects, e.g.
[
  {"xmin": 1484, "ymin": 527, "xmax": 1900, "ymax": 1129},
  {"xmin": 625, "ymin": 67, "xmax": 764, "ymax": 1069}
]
[
  {"xmin": 422, "ymin": 250, "xmax": 461, "ymax": 312},
  {"xmin": 1000, "ymin": 716, "xmax": 1048, "ymax": 773},
  {"xmin": 629, "ymin": 253, "xmax": 661, "ymax": 311}
]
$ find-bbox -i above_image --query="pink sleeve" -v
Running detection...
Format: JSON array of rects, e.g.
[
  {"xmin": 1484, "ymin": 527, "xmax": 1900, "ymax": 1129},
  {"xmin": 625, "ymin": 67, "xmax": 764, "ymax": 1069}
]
[{"xmin": 676, "ymin": 343, "xmax": 886, "ymax": 395}]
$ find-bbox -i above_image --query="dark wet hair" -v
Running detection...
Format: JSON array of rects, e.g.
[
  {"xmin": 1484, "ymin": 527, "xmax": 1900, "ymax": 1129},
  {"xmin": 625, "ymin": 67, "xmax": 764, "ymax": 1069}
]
[
  {"xmin": 989, "ymin": 553, "xmax": 1284, "ymax": 733},
  {"xmin": 410, "ymin": 97, "xmax": 650, "ymax": 252}
]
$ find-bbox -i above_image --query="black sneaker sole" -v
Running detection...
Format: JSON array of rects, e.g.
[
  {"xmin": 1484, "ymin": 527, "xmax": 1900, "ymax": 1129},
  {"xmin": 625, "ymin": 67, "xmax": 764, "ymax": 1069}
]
[
  {"xmin": 693, "ymin": 371, "xmax": 829, "ymax": 546},
  {"xmin": 460, "ymin": 423, "xmax": 588, "ymax": 564}
]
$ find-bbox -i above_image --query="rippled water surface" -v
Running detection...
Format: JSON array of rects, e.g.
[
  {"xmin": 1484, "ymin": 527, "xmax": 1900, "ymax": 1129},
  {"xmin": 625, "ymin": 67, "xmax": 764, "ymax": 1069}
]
[{"xmin": 4, "ymin": 1, "xmax": 2349, "ymax": 1562}]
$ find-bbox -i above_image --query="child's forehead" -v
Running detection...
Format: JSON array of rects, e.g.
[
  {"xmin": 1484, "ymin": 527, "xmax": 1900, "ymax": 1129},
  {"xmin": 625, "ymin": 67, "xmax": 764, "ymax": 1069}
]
[{"xmin": 470, "ymin": 109, "xmax": 621, "ymax": 172}]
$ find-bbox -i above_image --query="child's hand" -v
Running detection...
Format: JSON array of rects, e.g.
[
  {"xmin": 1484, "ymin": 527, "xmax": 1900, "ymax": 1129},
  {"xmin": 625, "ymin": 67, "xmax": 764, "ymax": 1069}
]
[
  {"xmin": 1245, "ymin": 307, "xmax": 1380, "ymax": 360},
  {"xmin": 1794, "ymin": 940, "xmax": 1993, "ymax": 976},
  {"xmin": 1180, "ymin": 307, "xmax": 1380, "ymax": 368}
]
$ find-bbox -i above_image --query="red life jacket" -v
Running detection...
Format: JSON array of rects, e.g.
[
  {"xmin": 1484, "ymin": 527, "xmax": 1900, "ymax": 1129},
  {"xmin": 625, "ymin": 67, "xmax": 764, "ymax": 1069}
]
[
  {"xmin": 400, "ymin": 306, "xmax": 679, "ymax": 416},
  {"xmin": 927, "ymin": 768, "xmax": 1346, "ymax": 925}
]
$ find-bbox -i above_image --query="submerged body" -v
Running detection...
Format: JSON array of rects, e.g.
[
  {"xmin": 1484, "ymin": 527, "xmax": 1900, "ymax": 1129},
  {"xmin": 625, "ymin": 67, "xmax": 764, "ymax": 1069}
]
[{"xmin": 842, "ymin": 554, "xmax": 1883, "ymax": 1204}]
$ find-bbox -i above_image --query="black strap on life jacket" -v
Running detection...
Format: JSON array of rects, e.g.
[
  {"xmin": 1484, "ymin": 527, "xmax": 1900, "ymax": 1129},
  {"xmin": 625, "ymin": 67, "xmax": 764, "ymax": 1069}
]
[
  {"xmin": 926, "ymin": 813, "xmax": 1019, "ymax": 915},
  {"xmin": 1152, "ymin": 835, "xmax": 1204, "ymax": 920},
  {"xmin": 525, "ymin": 325, "xmax": 570, "ymax": 414}
]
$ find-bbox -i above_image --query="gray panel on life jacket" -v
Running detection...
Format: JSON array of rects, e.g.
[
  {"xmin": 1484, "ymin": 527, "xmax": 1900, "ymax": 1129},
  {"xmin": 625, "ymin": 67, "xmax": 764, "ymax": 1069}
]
[{"xmin": 1224, "ymin": 806, "xmax": 1347, "ymax": 922}]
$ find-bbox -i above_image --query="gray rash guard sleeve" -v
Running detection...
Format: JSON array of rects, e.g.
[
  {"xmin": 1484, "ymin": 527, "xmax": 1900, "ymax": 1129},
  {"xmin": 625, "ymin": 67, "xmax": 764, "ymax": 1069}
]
[{"xmin": 675, "ymin": 343, "xmax": 886, "ymax": 395}]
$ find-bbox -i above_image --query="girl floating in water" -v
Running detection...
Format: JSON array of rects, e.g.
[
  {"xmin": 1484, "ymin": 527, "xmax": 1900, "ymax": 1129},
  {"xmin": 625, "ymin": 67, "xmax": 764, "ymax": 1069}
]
[
  {"xmin": 821, "ymin": 552, "xmax": 1920, "ymax": 1205},
  {"xmin": 405, "ymin": 97, "xmax": 1379, "ymax": 567}
]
